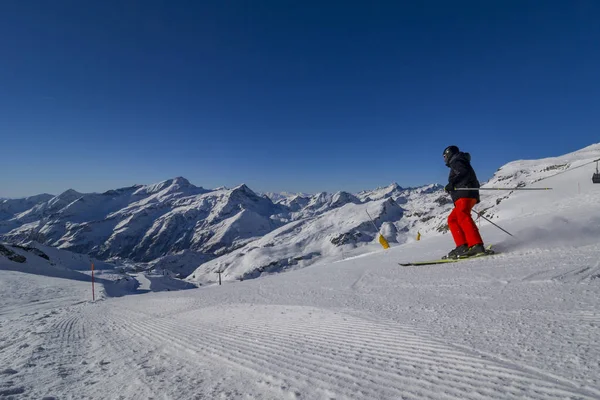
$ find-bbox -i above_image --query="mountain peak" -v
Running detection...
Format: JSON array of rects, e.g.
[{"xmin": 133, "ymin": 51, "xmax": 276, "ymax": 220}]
[
  {"xmin": 54, "ymin": 189, "xmax": 83, "ymax": 201},
  {"xmin": 330, "ymin": 191, "xmax": 361, "ymax": 208},
  {"xmin": 230, "ymin": 184, "xmax": 259, "ymax": 198},
  {"xmin": 172, "ymin": 176, "xmax": 191, "ymax": 186},
  {"xmin": 134, "ymin": 177, "xmax": 203, "ymax": 196}
]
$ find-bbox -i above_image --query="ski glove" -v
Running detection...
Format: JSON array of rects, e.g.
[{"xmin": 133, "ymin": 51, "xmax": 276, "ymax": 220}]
[{"xmin": 444, "ymin": 183, "xmax": 453, "ymax": 193}]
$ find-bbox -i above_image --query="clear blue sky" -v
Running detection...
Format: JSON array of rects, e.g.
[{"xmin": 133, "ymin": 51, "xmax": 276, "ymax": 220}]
[{"xmin": 1, "ymin": 1, "xmax": 599, "ymax": 197}]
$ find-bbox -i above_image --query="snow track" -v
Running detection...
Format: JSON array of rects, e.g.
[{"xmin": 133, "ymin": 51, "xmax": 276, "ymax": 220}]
[
  {"xmin": 2, "ymin": 145, "xmax": 600, "ymax": 399},
  {"xmin": 29, "ymin": 302, "xmax": 591, "ymax": 400},
  {"xmin": 3, "ymin": 252, "xmax": 599, "ymax": 400}
]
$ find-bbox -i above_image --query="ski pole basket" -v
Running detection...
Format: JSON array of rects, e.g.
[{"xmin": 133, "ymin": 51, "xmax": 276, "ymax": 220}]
[{"xmin": 593, "ymin": 161, "xmax": 600, "ymax": 184}]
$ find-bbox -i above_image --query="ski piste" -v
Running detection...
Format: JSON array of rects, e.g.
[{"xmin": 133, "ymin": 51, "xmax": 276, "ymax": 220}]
[{"xmin": 399, "ymin": 244, "xmax": 496, "ymax": 266}]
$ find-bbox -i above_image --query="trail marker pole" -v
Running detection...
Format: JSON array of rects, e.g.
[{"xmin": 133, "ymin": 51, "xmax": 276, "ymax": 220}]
[{"xmin": 91, "ymin": 263, "xmax": 95, "ymax": 301}]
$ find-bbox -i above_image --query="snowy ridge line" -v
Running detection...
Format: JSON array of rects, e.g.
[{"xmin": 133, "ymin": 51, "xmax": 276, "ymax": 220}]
[
  {"xmin": 110, "ymin": 305, "xmax": 594, "ymax": 400},
  {"xmin": 532, "ymin": 156, "xmax": 600, "ymax": 184}
]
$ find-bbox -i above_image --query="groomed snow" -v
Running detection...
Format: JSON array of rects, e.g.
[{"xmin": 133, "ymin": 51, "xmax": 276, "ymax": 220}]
[{"xmin": 1, "ymin": 146, "xmax": 599, "ymax": 399}]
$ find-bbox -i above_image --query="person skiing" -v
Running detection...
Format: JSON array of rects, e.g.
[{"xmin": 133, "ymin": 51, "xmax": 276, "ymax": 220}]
[{"xmin": 442, "ymin": 145, "xmax": 486, "ymax": 259}]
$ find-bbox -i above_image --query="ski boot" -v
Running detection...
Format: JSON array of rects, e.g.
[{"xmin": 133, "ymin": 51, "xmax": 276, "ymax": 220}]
[
  {"xmin": 458, "ymin": 243, "xmax": 487, "ymax": 258},
  {"xmin": 442, "ymin": 244, "xmax": 468, "ymax": 259}
]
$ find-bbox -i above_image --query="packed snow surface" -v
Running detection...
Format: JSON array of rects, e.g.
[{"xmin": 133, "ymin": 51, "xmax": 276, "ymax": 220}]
[{"xmin": 1, "ymin": 144, "xmax": 600, "ymax": 399}]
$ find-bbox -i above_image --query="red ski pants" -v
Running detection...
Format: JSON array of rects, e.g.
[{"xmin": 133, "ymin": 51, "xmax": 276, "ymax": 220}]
[{"xmin": 448, "ymin": 198, "xmax": 483, "ymax": 247}]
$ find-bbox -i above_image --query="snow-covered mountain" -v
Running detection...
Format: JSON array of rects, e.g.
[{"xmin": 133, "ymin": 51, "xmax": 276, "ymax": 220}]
[
  {"xmin": 261, "ymin": 191, "xmax": 312, "ymax": 203},
  {"xmin": 0, "ymin": 178, "xmax": 436, "ymax": 277},
  {"xmin": 274, "ymin": 194, "xmax": 311, "ymax": 212},
  {"xmin": 0, "ymin": 194, "xmax": 55, "ymax": 236},
  {"xmin": 185, "ymin": 185, "xmax": 451, "ymax": 284},
  {"xmin": 3, "ymin": 144, "xmax": 600, "ymax": 400},
  {"xmin": 2, "ymin": 143, "xmax": 599, "ymax": 281},
  {"xmin": 0, "ymin": 194, "xmax": 55, "ymax": 221},
  {"xmin": 186, "ymin": 143, "xmax": 600, "ymax": 284},
  {"xmin": 1, "ymin": 178, "xmax": 291, "ymax": 276},
  {"xmin": 187, "ymin": 197, "xmax": 404, "ymax": 283}
]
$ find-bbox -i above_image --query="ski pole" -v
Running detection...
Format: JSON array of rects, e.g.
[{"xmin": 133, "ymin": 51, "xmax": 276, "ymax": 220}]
[
  {"xmin": 455, "ymin": 187, "xmax": 552, "ymax": 191},
  {"xmin": 366, "ymin": 210, "xmax": 390, "ymax": 249},
  {"xmin": 471, "ymin": 210, "xmax": 514, "ymax": 237},
  {"xmin": 365, "ymin": 209, "xmax": 380, "ymax": 232}
]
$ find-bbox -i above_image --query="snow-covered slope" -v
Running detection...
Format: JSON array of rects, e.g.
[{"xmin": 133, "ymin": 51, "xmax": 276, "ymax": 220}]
[
  {"xmin": 185, "ymin": 183, "xmax": 449, "ymax": 285},
  {"xmin": 2, "ymin": 143, "xmax": 599, "ymax": 283},
  {"xmin": 274, "ymin": 194, "xmax": 311, "ymax": 212},
  {"xmin": 0, "ymin": 240, "xmax": 196, "ymax": 299},
  {"xmin": 0, "ymin": 194, "xmax": 54, "ymax": 222},
  {"xmin": 261, "ymin": 191, "xmax": 312, "ymax": 203},
  {"xmin": 0, "ymin": 179, "xmax": 434, "ymax": 278},
  {"xmin": 400, "ymin": 143, "xmax": 600, "ymax": 239},
  {"xmin": 0, "ymin": 241, "xmax": 111, "ymax": 281},
  {"xmin": 299, "ymin": 191, "xmax": 362, "ymax": 216},
  {"xmin": 0, "ymin": 180, "xmax": 288, "ymax": 276},
  {"xmin": 0, "ymin": 194, "xmax": 55, "ymax": 235},
  {"xmin": 187, "ymin": 197, "xmax": 404, "ymax": 283},
  {"xmin": 356, "ymin": 182, "xmax": 405, "ymax": 202},
  {"xmin": 187, "ymin": 143, "xmax": 600, "ymax": 284}
]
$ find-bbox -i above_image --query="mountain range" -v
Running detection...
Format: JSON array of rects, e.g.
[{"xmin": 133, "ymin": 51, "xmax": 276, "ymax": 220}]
[{"xmin": 2, "ymin": 143, "xmax": 599, "ymax": 281}]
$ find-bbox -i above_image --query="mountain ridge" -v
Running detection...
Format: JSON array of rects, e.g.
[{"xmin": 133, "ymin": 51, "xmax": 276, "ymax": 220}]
[{"xmin": 2, "ymin": 143, "xmax": 599, "ymax": 280}]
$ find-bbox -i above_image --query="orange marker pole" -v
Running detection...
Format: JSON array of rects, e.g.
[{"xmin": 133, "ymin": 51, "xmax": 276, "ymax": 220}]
[{"xmin": 91, "ymin": 263, "xmax": 95, "ymax": 301}]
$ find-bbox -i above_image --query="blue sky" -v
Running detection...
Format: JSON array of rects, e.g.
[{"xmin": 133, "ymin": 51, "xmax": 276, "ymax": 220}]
[{"xmin": 1, "ymin": 1, "xmax": 599, "ymax": 197}]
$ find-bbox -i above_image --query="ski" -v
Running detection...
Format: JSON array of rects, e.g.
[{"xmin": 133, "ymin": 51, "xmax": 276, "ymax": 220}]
[
  {"xmin": 399, "ymin": 245, "xmax": 496, "ymax": 267},
  {"xmin": 399, "ymin": 258, "xmax": 463, "ymax": 266}
]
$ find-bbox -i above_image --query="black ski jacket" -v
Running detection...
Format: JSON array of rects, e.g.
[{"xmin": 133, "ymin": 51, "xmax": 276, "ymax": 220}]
[{"xmin": 446, "ymin": 152, "xmax": 480, "ymax": 204}]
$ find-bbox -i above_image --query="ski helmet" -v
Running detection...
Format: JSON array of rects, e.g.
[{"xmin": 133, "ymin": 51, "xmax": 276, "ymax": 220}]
[{"xmin": 443, "ymin": 145, "xmax": 459, "ymax": 164}]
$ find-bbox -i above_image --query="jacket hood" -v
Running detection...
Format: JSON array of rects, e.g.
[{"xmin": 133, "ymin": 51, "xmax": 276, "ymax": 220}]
[{"xmin": 446, "ymin": 151, "xmax": 471, "ymax": 167}]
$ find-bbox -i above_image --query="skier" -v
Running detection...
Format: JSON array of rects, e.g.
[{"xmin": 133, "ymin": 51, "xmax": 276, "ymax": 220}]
[{"xmin": 442, "ymin": 145, "xmax": 486, "ymax": 259}]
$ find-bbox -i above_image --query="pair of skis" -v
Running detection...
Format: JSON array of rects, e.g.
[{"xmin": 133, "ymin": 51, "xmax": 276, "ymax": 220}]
[{"xmin": 399, "ymin": 244, "xmax": 496, "ymax": 267}]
